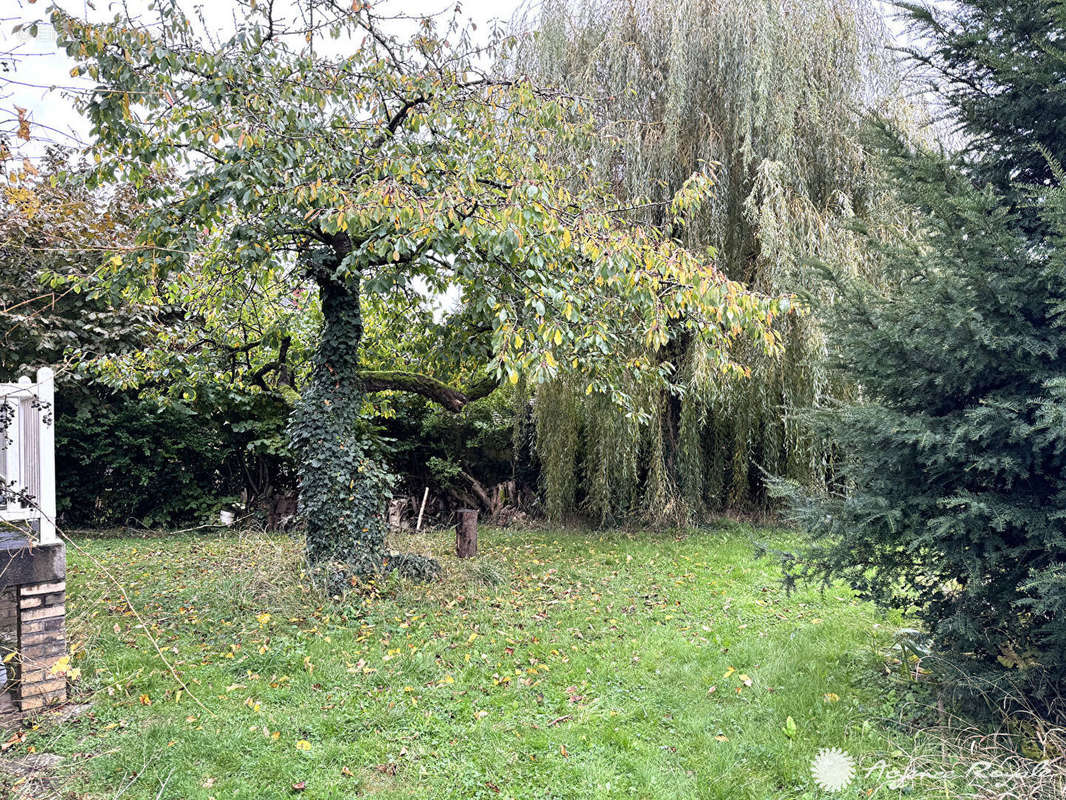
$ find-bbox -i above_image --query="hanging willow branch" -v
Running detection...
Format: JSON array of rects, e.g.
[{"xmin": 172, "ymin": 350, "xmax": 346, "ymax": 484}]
[{"xmin": 510, "ymin": 0, "xmax": 923, "ymax": 523}]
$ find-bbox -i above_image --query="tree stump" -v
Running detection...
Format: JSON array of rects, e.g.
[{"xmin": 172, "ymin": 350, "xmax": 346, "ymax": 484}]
[{"xmin": 455, "ymin": 509, "xmax": 478, "ymax": 558}]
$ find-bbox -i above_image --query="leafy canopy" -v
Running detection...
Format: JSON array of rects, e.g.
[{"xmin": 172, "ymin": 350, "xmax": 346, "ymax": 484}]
[
  {"xmin": 54, "ymin": 0, "xmax": 788, "ymax": 411},
  {"xmin": 508, "ymin": 0, "xmax": 910, "ymax": 521}
]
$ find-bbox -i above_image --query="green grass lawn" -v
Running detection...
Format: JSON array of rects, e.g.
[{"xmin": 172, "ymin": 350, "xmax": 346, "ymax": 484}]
[{"xmin": 13, "ymin": 524, "xmax": 932, "ymax": 799}]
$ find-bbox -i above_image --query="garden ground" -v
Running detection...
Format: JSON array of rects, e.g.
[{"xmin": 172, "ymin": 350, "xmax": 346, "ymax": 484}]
[{"xmin": 7, "ymin": 524, "xmax": 944, "ymax": 798}]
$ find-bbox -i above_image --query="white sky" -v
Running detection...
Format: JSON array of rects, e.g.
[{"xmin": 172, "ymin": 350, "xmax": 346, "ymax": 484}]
[
  {"xmin": 3, "ymin": 0, "xmax": 522, "ymax": 155},
  {"xmin": 3, "ymin": 0, "xmax": 916, "ymax": 157}
]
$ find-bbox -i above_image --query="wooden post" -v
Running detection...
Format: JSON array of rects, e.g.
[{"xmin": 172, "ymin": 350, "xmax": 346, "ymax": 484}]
[
  {"xmin": 415, "ymin": 487, "xmax": 429, "ymax": 532},
  {"xmin": 455, "ymin": 509, "xmax": 477, "ymax": 558}
]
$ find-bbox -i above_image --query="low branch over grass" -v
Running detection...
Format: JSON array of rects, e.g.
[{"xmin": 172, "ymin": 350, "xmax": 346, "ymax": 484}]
[{"xmin": 358, "ymin": 369, "xmax": 498, "ymax": 412}]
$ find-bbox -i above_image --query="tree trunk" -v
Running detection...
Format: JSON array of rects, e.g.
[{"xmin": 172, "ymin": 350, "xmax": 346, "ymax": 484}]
[{"xmin": 288, "ymin": 271, "xmax": 440, "ymax": 587}]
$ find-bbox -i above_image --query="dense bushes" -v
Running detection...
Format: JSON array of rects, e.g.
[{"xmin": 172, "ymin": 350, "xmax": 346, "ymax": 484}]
[
  {"xmin": 57, "ymin": 387, "xmax": 231, "ymax": 528},
  {"xmin": 55, "ymin": 383, "xmax": 295, "ymax": 529},
  {"xmin": 372, "ymin": 391, "xmax": 533, "ymax": 521}
]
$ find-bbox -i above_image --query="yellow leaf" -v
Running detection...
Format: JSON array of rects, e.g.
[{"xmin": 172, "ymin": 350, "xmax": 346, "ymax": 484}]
[
  {"xmin": 295, "ymin": 739, "xmax": 312, "ymax": 751},
  {"xmin": 50, "ymin": 656, "xmax": 71, "ymax": 675}
]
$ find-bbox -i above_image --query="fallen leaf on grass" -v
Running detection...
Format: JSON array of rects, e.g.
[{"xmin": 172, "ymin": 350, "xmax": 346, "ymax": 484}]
[{"xmin": 783, "ymin": 716, "xmax": 798, "ymax": 739}]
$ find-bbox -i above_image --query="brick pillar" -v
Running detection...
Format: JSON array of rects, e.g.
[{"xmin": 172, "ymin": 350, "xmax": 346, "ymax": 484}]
[
  {"xmin": 0, "ymin": 586, "xmax": 17, "ymax": 723},
  {"xmin": 16, "ymin": 579, "xmax": 67, "ymax": 712}
]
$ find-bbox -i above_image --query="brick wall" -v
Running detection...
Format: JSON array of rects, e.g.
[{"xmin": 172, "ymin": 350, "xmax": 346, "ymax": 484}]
[
  {"xmin": 16, "ymin": 579, "xmax": 67, "ymax": 712},
  {"xmin": 0, "ymin": 586, "xmax": 15, "ymax": 638}
]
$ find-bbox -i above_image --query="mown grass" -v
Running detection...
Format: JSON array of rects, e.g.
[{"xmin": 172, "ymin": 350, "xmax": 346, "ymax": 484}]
[{"xmin": 12, "ymin": 524, "xmax": 936, "ymax": 798}]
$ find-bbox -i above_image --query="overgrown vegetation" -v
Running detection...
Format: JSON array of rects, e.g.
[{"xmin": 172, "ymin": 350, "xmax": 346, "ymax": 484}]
[
  {"xmin": 510, "ymin": 0, "xmax": 919, "ymax": 523},
  {"xmin": 1, "ymin": 0, "xmax": 1063, "ymax": 761},
  {"xmin": 54, "ymin": 0, "xmax": 788, "ymax": 581},
  {"xmin": 0, "ymin": 152, "xmax": 300, "ymax": 528}
]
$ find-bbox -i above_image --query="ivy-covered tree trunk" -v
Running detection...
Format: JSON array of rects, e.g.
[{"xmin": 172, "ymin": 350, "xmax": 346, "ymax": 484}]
[
  {"xmin": 290, "ymin": 264, "xmax": 441, "ymax": 587},
  {"xmin": 56, "ymin": 0, "xmax": 789, "ymax": 577}
]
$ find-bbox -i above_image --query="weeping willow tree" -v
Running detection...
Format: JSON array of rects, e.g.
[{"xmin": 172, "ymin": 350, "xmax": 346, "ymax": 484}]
[{"xmin": 511, "ymin": 0, "xmax": 918, "ymax": 523}]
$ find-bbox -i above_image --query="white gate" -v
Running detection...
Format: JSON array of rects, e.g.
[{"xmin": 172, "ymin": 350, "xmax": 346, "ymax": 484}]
[{"xmin": 0, "ymin": 368, "xmax": 56, "ymax": 545}]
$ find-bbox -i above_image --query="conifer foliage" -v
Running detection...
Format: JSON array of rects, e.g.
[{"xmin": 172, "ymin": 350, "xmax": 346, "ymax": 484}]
[{"xmin": 775, "ymin": 2, "xmax": 1066, "ymax": 689}]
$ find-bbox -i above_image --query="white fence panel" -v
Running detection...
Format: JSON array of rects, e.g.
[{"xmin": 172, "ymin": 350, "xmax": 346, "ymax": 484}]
[{"xmin": 0, "ymin": 368, "xmax": 56, "ymax": 545}]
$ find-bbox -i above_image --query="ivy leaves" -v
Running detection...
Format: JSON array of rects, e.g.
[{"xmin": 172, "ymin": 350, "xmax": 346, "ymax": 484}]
[{"xmin": 53, "ymin": 1, "xmax": 790, "ymax": 578}]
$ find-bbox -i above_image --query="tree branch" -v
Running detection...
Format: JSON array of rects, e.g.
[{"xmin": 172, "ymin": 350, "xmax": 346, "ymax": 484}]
[{"xmin": 359, "ymin": 369, "xmax": 498, "ymax": 412}]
